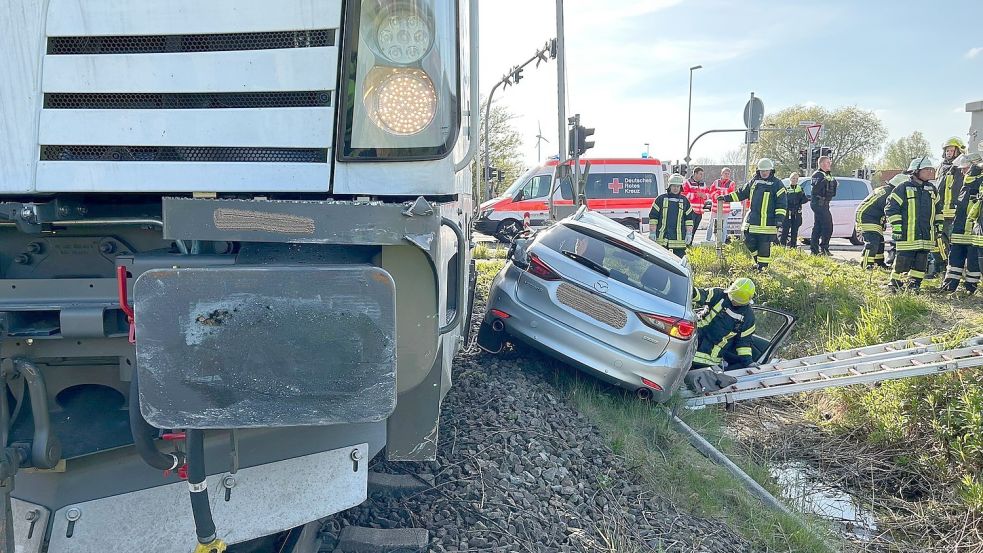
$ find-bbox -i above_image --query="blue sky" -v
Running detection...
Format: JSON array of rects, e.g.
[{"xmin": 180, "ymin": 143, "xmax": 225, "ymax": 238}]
[{"xmin": 479, "ymin": 0, "xmax": 983, "ymax": 167}]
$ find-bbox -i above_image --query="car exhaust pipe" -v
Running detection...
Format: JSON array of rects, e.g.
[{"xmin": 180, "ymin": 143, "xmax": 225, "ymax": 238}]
[
  {"xmin": 635, "ymin": 387, "xmax": 653, "ymax": 401},
  {"xmin": 491, "ymin": 319, "xmax": 505, "ymax": 332}
]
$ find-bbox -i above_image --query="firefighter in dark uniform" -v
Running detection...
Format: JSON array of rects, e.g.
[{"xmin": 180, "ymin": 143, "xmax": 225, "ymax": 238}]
[
  {"xmin": 649, "ymin": 174, "xmax": 696, "ymax": 258},
  {"xmin": 780, "ymin": 172, "xmax": 808, "ymax": 247},
  {"xmin": 856, "ymin": 173, "xmax": 908, "ymax": 269},
  {"xmin": 941, "ymin": 152, "xmax": 983, "ymax": 294},
  {"xmin": 809, "ymin": 155, "xmax": 837, "ymax": 255},
  {"xmin": 721, "ymin": 158, "xmax": 787, "ymax": 270},
  {"xmin": 691, "ymin": 278, "xmax": 757, "ymax": 370},
  {"xmin": 885, "ymin": 156, "xmax": 942, "ymax": 292},
  {"xmin": 930, "ymin": 137, "xmax": 967, "ymax": 277}
]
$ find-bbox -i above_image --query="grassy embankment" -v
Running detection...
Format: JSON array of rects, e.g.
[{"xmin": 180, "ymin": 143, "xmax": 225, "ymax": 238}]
[{"xmin": 474, "ymin": 241, "xmax": 983, "ymax": 551}]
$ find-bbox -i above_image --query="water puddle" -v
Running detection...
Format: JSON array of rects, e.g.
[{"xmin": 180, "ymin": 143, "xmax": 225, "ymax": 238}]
[{"xmin": 770, "ymin": 461, "xmax": 878, "ymax": 542}]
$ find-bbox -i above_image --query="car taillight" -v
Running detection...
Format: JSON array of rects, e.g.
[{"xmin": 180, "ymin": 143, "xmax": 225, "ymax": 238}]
[
  {"xmin": 527, "ymin": 254, "xmax": 561, "ymax": 281},
  {"xmin": 637, "ymin": 313, "xmax": 695, "ymax": 340},
  {"xmin": 490, "ymin": 309, "xmax": 510, "ymax": 319}
]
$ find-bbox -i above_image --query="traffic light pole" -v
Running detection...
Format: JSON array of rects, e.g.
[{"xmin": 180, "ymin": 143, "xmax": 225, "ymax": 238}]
[{"xmin": 570, "ymin": 114, "xmax": 583, "ymax": 207}]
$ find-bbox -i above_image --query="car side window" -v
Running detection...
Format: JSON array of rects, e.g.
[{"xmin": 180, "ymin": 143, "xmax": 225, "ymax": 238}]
[
  {"xmin": 837, "ymin": 179, "xmax": 868, "ymax": 201},
  {"xmin": 519, "ymin": 175, "xmax": 551, "ymax": 200}
]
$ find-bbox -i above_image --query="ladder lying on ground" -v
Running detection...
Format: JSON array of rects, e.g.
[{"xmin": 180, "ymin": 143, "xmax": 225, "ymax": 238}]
[{"xmin": 685, "ymin": 335, "xmax": 983, "ymax": 407}]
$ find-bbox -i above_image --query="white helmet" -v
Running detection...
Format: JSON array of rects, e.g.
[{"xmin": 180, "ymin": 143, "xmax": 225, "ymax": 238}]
[
  {"xmin": 906, "ymin": 156, "xmax": 936, "ymax": 173},
  {"xmin": 756, "ymin": 158, "xmax": 775, "ymax": 171}
]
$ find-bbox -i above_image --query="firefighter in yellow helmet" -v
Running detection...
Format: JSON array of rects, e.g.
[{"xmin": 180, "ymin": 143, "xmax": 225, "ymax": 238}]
[
  {"xmin": 721, "ymin": 158, "xmax": 787, "ymax": 270},
  {"xmin": 929, "ymin": 137, "xmax": 967, "ymax": 277},
  {"xmin": 649, "ymin": 173, "xmax": 696, "ymax": 258},
  {"xmin": 691, "ymin": 278, "xmax": 757, "ymax": 370},
  {"xmin": 885, "ymin": 156, "xmax": 943, "ymax": 292}
]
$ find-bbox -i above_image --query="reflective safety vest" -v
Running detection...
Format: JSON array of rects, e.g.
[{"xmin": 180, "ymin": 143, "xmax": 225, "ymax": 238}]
[
  {"xmin": 725, "ymin": 174, "xmax": 788, "ymax": 234},
  {"xmin": 936, "ymin": 164, "xmax": 964, "ymax": 220},
  {"xmin": 692, "ymin": 287, "xmax": 756, "ymax": 367},
  {"xmin": 952, "ymin": 172, "xmax": 981, "ymax": 245},
  {"xmin": 784, "ymin": 183, "xmax": 808, "ymax": 215},
  {"xmin": 855, "ymin": 184, "xmax": 894, "ymax": 232},
  {"xmin": 649, "ymin": 193, "xmax": 695, "ymax": 249},
  {"xmin": 885, "ymin": 178, "xmax": 941, "ymax": 251}
]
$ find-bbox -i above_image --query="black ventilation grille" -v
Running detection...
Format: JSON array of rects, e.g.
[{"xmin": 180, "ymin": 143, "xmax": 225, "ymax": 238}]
[
  {"xmin": 41, "ymin": 146, "xmax": 328, "ymax": 163},
  {"xmin": 44, "ymin": 91, "xmax": 332, "ymax": 110},
  {"xmin": 47, "ymin": 29, "xmax": 335, "ymax": 55}
]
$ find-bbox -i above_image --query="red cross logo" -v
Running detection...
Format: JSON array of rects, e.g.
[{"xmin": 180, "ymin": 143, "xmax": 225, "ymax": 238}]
[{"xmin": 608, "ymin": 178, "xmax": 624, "ymax": 194}]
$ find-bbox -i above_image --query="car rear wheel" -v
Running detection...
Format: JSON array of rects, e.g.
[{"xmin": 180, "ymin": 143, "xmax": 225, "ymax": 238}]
[
  {"xmin": 849, "ymin": 227, "xmax": 864, "ymax": 246},
  {"xmin": 495, "ymin": 219, "xmax": 522, "ymax": 243}
]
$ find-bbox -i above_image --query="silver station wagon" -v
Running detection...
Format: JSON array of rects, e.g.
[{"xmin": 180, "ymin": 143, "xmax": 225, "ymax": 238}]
[{"xmin": 477, "ymin": 208, "xmax": 699, "ymax": 401}]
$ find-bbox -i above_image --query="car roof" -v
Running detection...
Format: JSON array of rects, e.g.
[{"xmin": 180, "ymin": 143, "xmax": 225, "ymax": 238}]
[{"xmin": 562, "ymin": 209, "xmax": 688, "ymax": 271}]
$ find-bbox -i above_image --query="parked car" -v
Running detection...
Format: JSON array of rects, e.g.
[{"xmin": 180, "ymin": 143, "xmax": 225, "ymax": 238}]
[
  {"xmin": 475, "ymin": 158, "xmax": 665, "ymax": 241},
  {"xmin": 784, "ymin": 176, "xmax": 872, "ymax": 245},
  {"xmin": 476, "ymin": 208, "xmax": 795, "ymax": 401}
]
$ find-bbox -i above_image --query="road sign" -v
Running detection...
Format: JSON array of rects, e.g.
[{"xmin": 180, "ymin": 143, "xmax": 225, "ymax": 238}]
[
  {"xmin": 797, "ymin": 120, "xmax": 816, "ymax": 127},
  {"xmin": 806, "ymin": 124, "xmax": 823, "ymax": 144},
  {"xmin": 743, "ymin": 97, "xmax": 765, "ymax": 130}
]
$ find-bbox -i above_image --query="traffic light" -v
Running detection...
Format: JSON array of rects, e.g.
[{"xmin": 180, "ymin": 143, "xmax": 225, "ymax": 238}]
[
  {"xmin": 820, "ymin": 147, "xmax": 833, "ymax": 158},
  {"xmin": 798, "ymin": 149, "xmax": 808, "ymax": 171},
  {"xmin": 576, "ymin": 125, "xmax": 595, "ymax": 156}
]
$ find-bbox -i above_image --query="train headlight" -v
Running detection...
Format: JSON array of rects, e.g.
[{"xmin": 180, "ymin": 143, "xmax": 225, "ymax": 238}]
[
  {"xmin": 365, "ymin": 68, "xmax": 437, "ymax": 136},
  {"xmin": 338, "ymin": 0, "xmax": 461, "ymax": 161}
]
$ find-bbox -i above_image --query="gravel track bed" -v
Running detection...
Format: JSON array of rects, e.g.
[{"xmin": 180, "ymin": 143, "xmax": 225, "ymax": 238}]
[{"xmin": 320, "ymin": 293, "xmax": 751, "ymax": 552}]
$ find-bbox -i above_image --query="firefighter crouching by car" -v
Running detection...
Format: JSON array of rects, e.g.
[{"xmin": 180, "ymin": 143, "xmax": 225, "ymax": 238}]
[
  {"xmin": 930, "ymin": 137, "xmax": 967, "ymax": 277},
  {"xmin": 691, "ymin": 278, "xmax": 757, "ymax": 371},
  {"xmin": 885, "ymin": 156, "xmax": 942, "ymax": 292},
  {"xmin": 721, "ymin": 158, "xmax": 787, "ymax": 270},
  {"xmin": 941, "ymin": 152, "xmax": 983, "ymax": 294},
  {"xmin": 856, "ymin": 173, "xmax": 908, "ymax": 269},
  {"xmin": 649, "ymin": 173, "xmax": 696, "ymax": 258}
]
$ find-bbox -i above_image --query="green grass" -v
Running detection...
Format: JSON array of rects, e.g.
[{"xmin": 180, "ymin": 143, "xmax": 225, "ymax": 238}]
[
  {"xmin": 687, "ymin": 242, "xmax": 983, "ymax": 513},
  {"xmin": 472, "ymin": 242, "xmax": 508, "ymax": 260}
]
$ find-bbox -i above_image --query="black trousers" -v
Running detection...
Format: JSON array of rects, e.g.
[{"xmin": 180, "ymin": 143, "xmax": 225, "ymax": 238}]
[
  {"xmin": 861, "ymin": 231, "xmax": 886, "ymax": 268},
  {"xmin": 692, "ymin": 212, "xmax": 704, "ymax": 234},
  {"xmin": 780, "ymin": 212, "xmax": 802, "ymax": 246},
  {"xmin": 744, "ymin": 231, "xmax": 774, "ymax": 269},
  {"xmin": 890, "ymin": 249, "xmax": 929, "ymax": 289},
  {"xmin": 942, "ymin": 243, "xmax": 981, "ymax": 293},
  {"xmin": 810, "ymin": 201, "xmax": 833, "ymax": 253}
]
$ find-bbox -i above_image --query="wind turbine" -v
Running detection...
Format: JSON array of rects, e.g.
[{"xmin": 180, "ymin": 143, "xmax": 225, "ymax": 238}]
[{"xmin": 535, "ymin": 121, "xmax": 550, "ymax": 162}]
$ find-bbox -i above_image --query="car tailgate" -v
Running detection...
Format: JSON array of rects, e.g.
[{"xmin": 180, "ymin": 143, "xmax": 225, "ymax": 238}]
[{"xmin": 514, "ymin": 271, "xmax": 671, "ymax": 361}]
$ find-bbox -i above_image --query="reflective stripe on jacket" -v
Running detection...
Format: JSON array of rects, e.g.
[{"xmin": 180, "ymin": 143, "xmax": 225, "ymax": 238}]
[
  {"xmin": 692, "ymin": 287, "xmax": 756, "ymax": 367},
  {"xmin": 683, "ymin": 180, "xmax": 709, "ymax": 215},
  {"xmin": 936, "ymin": 164, "xmax": 964, "ymax": 220},
  {"xmin": 951, "ymin": 172, "xmax": 981, "ymax": 245},
  {"xmin": 855, "ymin": 184, "xmax": 893, "ymax": 233},
  {"xmin": 885, "ymin": 178, "xmax": 941, "ymax": 251},
  {"xmin": 649, "ymin": 193, "xmax": 695, "ymax": 248},
  {"xmin": 725, "ymin": 174, "xmax": 788, "ymax": 234}
]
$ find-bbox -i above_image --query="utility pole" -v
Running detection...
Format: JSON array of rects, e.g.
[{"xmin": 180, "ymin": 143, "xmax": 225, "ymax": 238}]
[
  {"xmin": 556, "ymin": 0, "xmax": 567, "ymax": 164},
  {"xmin": 684, "ymin": 65, "xmax": 702, "ymax": 167},
  {"xmin": 744, "ymin": 92, "xmax": 754, "ymax": 180}
]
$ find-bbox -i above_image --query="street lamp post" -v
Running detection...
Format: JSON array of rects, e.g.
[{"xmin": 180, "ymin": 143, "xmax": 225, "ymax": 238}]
[{"xmin": 684, "ymin": 65, "xmax": 702, "ymax": 170}]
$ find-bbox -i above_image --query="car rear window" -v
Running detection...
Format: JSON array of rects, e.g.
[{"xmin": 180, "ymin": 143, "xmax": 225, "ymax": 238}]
[
  {"xmin": 585, "ymin": 172, "xmax": 659, "ymax": 199},
  {"xmin": 537, "ymin": 223, "xmax": 690, "ymax": 305}
]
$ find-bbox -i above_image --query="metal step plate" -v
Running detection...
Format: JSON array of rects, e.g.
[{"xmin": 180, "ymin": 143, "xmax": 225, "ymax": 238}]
[{"xmin": 134, "ymin": 265, "xmax": 396, "ymax": 428}]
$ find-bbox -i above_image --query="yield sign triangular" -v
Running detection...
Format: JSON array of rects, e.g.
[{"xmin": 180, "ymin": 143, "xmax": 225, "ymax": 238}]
[{"xmin": 806, "ymin": 124, "xmax": 822, "ymax": 143}]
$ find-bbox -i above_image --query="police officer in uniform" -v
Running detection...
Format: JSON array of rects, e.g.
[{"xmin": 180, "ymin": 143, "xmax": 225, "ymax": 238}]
[
  {"xmin": 691, "ymin": 278, "xmax": 757, "ymax": 371},
  {"xmin": 885, "ymin": 156, "xmax": 942, "ymax": 292},
  {"xmin": 929, "ymin": 137, "xmax": 967, "ymax": 277},
  {"xmin": 810, "ymin": 155, "xmax": 837, "ymax": 255},
  {"xmin": 856, "ymin": 173, "xmax": 908, "ymax": 269},
  {"xmin": 941, "ymin": 153, "xmax": 983, "ymax": 294},
  {"xmin": 721, "ymin": 158, "xmax": 787, "ymax": 270},
  {"xmin": 649, "ymin": 173, "xmax": 696, "ymax": 258}
]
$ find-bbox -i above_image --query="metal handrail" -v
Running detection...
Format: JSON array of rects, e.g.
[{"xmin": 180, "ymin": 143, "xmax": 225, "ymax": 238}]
[{"xmin": 439, "ymin": 217, "xmax": 467, "ymax": 334}]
